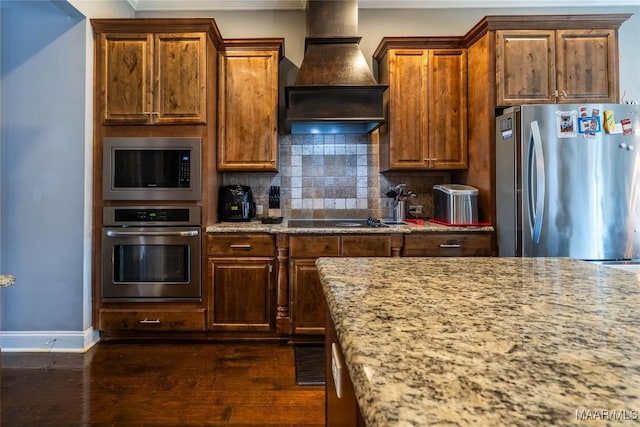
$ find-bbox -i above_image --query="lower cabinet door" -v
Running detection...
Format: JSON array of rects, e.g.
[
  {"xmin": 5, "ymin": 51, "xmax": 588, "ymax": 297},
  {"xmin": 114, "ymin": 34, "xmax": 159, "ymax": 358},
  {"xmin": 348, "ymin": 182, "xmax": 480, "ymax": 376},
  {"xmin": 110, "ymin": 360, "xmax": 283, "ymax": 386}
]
[
  {"xmin": 208, "ymin": 258, "xmax": 274, "ymax": 331},
  {"xmin": 99, "ymin": 308, "xmax": 206, "ymax": 331},
  {"xmin": 291, "ymin": 259, "xmax": 326, "ymax": 335}
]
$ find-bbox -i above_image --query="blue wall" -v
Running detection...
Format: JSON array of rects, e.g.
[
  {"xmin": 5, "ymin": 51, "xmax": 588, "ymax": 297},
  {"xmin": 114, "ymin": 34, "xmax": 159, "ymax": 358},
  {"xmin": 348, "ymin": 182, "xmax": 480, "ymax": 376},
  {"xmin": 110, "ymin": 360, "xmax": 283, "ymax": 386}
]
[{"xmin": 1, "ymin": 1, "xmax": 87, "ymax": 347}]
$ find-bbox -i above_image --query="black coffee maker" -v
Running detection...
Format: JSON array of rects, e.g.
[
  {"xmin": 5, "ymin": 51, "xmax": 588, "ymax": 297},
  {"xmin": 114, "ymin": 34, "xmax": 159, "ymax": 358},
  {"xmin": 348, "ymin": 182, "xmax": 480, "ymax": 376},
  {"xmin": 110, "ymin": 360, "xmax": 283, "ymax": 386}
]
[{"xmin": 218, "ymin": 184, "xmax": 256, "ymax": 222}]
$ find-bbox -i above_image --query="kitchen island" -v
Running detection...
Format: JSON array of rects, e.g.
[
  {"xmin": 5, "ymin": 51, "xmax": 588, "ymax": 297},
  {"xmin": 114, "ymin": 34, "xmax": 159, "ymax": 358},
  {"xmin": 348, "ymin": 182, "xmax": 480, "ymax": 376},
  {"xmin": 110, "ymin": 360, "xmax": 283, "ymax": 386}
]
[{"xmin": 317, "ymin": 257, "xmax": 640, "ymax": 426}]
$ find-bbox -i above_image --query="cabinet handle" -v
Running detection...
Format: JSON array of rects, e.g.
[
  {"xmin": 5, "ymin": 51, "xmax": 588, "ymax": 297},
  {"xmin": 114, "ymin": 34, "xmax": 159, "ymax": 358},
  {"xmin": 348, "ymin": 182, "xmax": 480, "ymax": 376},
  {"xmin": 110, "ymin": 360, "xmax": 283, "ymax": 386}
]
[
  {"xmin": 439, "ymin": 244, "xmax": 462, "ymax": 248},
  {"xmin": 229, "ymin": 244, "xmax": 252, "ymax": 249},
  {"xmin": 106, "ymin": 230, "xmax": 199, "ymax": 237},
  {"xmin": 138, "ymin": 318, "xmax": 161, "ymax": 324}
]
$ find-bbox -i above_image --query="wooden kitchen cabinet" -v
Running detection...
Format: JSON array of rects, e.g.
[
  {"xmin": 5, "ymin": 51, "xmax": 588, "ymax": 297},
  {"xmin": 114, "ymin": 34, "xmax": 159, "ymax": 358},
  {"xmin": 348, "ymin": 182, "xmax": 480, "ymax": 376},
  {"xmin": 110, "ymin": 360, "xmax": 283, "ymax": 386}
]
[
  {"xmin": 403, "ymin": 232, "xmax": 494, "ymax": 257},
  {"xmin": 92, "ymin": 19, "xmax": 219, "ymax": 125},
  {"xmin": 291, "ymin": 258, "xmax": 326, "ymax": 336},
  {"xmin": 374, "ymin": 41, "xmax": 468, "ymax": 171},
  {"xmin": 289, "ymin": 234, "xmax": 402, "ymax": 337},
  {"xmin": 289, "ymin": 236, "xmax": 339, "ymax": 336},
  {"xmin": 207, "ymin": 234, "xmax": 276, "ymax": 332},
  {"xmin": 99, "ymin": 308, "xmax": 206, "ymax": 331},
  {"xmin": 496, "ymin": 28, "xmax": 619, "ymax": 105},
  {"xmin": 217, "ymin": 39, "xmax": 284, "ymax": 171}
]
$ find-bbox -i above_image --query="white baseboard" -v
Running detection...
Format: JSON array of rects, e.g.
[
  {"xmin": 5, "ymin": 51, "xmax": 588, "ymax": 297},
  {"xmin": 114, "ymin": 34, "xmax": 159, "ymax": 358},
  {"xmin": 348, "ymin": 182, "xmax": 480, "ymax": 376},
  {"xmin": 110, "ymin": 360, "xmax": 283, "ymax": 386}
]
[{"xmin": 0, "ymin": 327, "xmax": 100, "ymax": 352}]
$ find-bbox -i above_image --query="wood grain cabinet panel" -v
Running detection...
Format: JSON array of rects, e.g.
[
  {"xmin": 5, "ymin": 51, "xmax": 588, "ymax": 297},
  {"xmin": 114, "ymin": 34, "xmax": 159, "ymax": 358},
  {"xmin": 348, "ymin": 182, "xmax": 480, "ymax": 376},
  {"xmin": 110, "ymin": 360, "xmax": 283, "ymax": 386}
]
[
  {"xmin": 496, "ymin": 30, "xmax": 556, "ymax": 105},
  {"xmin": 154, "ymin": 32, "xmax": 208, "ymax": 123},
  {"xmin": 428, "ymin": 49, "xmax": 468, "ymax": 169},
  {"xmin": 496, "ymin": 28, "xmax": 619, "ymax": 106},
  {"xmin": 291, "ymin": 259, "xmax": 326, "ymax": 336},
  {"xmin": 96, "ymin": 30, "xmax": 208, "ymax": 124},
  {"xmin": 375, "ymin": 43, "xmax": 468, "ymax": 171},
  {"xmin": 403, "ymin": 233, "xmax": 493, "ymax": 257},
  {"xmin": 217, "ymin": 39, "xmax": 283, "ymax": 171},
  {"xmin": 207, "ymin": 234, "xmax": 276, "ymax": 332},
  {"xmin": 208, "ymin": 259, "xmax": 273, "ymax": 331},
  {"xmin": 99, "ymin": 33, "xmax": 153, "ymax": 124},
  {"xmin": 555, "ymin": 29, "xmax": 618, "ymax": 103},
  {"xmin": 341, "ymin": 235, "xmax": 392, "ymax": 257},
  {"xmin": 290, "ymin": 236, "xmax": 341, "ymax": 258},
  {"xmin": 99, "ymin": 308, "xmax": 206, "ymax": 331},
  {"xmin": 207, "ymin": 234, "xmax": 275, "ymax": 257}
]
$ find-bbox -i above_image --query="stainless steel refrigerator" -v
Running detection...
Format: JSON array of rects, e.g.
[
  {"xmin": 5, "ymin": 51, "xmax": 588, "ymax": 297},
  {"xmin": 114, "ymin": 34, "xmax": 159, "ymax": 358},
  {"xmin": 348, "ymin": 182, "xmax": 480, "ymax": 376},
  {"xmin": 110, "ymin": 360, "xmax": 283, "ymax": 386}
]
[{"xmin": 495, "ymin": 103, "xmax": 640, "ymax": 262}]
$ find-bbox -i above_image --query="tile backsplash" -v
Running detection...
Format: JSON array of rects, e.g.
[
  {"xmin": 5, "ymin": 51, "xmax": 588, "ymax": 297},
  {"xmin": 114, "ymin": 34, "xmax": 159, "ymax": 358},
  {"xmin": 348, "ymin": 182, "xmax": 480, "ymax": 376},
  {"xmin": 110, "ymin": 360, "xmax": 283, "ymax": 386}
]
[{"xmin": 222, "ymin": 133, "xmax": 451, "ymax": 220}]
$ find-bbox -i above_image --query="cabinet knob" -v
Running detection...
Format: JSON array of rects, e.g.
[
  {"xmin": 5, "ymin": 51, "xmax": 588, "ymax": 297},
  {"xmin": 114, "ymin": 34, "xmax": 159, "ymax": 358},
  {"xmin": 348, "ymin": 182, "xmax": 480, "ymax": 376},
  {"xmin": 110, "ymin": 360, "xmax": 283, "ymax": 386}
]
[{"xmin": 439, "ymin": 244, "xmax": 462, "ymax": 248}]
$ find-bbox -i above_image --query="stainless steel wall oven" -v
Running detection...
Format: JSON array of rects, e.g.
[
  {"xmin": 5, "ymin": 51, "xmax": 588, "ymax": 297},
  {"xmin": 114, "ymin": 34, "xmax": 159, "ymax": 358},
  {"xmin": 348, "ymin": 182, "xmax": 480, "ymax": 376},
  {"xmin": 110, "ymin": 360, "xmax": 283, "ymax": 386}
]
[{"xmin": 102, "ymin": 206, "xmax": 201, "ymax": 301}]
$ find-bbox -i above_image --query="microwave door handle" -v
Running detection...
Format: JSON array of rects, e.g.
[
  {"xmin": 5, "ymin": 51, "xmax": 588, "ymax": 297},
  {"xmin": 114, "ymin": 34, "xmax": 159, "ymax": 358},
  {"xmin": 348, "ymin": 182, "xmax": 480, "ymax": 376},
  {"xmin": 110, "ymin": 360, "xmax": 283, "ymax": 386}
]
[
  {"xmin": 105, "ymin": 230, "xmax": 199, "ymax": 237},
  {"xmin": 527, "ymin": 121, "xmax": 545, "ymax": 244}
]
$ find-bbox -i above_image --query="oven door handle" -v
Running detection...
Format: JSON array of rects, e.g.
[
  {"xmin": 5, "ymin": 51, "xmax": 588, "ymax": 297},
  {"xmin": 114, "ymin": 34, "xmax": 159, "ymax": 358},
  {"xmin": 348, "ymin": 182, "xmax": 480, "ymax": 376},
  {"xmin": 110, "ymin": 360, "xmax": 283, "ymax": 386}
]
[{"xmin": 105, "ymin": 230, "xmax": 199, "ymax": 237}]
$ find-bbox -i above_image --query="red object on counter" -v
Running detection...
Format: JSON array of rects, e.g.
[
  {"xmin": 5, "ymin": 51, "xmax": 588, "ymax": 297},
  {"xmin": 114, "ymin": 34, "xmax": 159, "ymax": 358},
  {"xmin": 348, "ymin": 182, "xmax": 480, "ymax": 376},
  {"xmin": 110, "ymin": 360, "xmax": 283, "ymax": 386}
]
[
  {"xmin": 428, "ymin": 218, "xmax": 492, "ymax": 227},
  {"xmin": 405, "ymin": 219, "xmax": 425, "ymax": 225}
]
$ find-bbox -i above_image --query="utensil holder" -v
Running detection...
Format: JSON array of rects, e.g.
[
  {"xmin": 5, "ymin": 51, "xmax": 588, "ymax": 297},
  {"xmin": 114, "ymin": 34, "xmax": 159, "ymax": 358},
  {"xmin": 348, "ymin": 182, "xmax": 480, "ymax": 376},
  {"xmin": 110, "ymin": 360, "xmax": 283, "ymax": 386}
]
[{"xmin": 393, "ymin": 201, "xmax": 406, "ymax": 222}]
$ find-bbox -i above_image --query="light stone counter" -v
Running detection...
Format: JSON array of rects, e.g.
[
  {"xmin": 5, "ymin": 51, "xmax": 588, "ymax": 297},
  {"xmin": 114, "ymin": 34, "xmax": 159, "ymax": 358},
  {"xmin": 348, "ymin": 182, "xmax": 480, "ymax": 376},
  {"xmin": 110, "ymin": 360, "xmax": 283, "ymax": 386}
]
[
  {"xmin": 0, "ymin": 275, "xmax": 15, "ymax": 287},
  {"xmin": 316, "ymin": 257, "xmax": 640, "ymax": 427},
  {"xmin": 205, "ymin": 219, "xmax": 493, "ymax": 234}
]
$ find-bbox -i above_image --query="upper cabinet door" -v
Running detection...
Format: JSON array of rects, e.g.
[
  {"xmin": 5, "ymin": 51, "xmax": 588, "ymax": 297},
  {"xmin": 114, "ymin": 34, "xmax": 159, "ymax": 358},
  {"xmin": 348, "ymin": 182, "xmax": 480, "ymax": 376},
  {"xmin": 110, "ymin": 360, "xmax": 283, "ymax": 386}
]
[
  {"xmin": 386, "ymin": 49, "xmax": 429, "ymax": 169},
  {"xmin": 495, "ymin": 30, "xmax": 556, "ymax": 106},
  {"xmin": 154, "ymin": 33, "xmax": 208, "ymax": 124},
  {"xmin": 217, "ymin": 42, "xmax": 282, "ymax": 171},
  {"xmin": 100, "ymin": 33, "xmax": 153, "ymax": 124},
  {"xmin": 495, "ymin": 27, "xmax": 619, "ymax": 106},
  {"xmin": 555, "ymin": 29, "xmax": 617, "ymax": 104},
  {"xmin": 375, "ymin": 43, "xmax": 468, "ymax": 172},
  {"xmin": 98, "ymin": 31, "xmax": 208, "ymax": 125},
  {"xmin": 428, "ymin": 49, "xmax": 468, "ymax": 170}
]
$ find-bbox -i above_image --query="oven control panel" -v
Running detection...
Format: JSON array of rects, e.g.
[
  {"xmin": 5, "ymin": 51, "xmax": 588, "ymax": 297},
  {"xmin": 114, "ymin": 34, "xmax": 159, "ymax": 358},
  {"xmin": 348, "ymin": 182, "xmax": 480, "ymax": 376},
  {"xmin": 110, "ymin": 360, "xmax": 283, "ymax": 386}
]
[{"xmin": 103, "ymin": 206, "xmax": 201, "ymax": 226}]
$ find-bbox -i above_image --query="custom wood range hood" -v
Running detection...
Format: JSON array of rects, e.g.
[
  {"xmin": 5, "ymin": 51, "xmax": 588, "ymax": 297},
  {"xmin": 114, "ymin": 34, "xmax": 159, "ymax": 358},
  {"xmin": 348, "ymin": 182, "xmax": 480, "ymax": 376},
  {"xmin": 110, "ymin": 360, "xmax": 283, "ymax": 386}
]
[{"xmin": 285, "ymin": 0, "xmax": 388, "ymax": 134}]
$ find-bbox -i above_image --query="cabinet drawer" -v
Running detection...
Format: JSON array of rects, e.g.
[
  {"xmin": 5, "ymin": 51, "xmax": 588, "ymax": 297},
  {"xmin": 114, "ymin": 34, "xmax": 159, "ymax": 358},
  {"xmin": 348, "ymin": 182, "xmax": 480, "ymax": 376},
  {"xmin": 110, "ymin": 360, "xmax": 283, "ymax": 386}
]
[
  {"xmin": 207, "ymin": 234, "xmax": 275, "ymax": 256},
  {"xmin": 341, "ymin": 235, "xmax": 391, "ymax": 256},
  {"xmin": 290, "ymin": 236, "xmax": 340, "ymax": 257},
  {"xmin": 404, "ymin": 233, "xmax": 493, "ymax": 256},
  {"xmin": 99, "ymin": 309, "xmax": 206, "ymax": 331}
]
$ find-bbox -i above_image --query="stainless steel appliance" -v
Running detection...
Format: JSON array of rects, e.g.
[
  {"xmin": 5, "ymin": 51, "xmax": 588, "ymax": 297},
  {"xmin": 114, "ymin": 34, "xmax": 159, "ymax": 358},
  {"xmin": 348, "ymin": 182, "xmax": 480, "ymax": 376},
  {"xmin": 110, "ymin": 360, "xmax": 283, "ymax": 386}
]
[
  {"xmin": 102, "ymin": 206, "xmax": 201, "ymax": 301},
  {"xmin": 496, "ymin": 103, "xmax": 640, "ymax": 263},
  {"xmin": 433, "ymin": 184, "xmax": 479, "ymax": 225},
  {"xmin": 103, "ymin": 137, "xmax": 201, "ymax": 201}
]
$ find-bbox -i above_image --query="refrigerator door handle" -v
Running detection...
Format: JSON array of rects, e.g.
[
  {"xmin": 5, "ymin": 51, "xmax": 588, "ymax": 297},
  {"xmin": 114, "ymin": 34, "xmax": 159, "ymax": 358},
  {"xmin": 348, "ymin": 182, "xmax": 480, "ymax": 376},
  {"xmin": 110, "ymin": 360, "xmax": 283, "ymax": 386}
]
[{"xmin": 527, "ymin": 121, "xmax": 545, "ymax": 243}]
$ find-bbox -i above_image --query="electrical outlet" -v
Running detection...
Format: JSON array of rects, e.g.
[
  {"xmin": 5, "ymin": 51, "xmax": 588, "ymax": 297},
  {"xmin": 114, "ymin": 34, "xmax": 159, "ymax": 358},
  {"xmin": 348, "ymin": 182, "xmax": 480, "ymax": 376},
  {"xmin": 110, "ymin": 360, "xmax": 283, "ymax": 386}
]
[
  {"xmin": 409, "ymin": 205, "xmax": 423, "ymax": 214},
  {"xmin": 256, "ymin": 205, "xmax": 264, "ymax": 215}
]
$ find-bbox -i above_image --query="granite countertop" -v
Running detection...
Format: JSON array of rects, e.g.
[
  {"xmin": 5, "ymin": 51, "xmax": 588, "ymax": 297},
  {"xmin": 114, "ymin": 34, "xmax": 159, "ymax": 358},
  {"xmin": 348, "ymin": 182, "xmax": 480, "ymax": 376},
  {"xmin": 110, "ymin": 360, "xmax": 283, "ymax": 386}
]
[
  {"xmin": 0, "ymin": 274, "xmax": 15, "ymax": 287},
  {"xmin": 205, "ymin": 219, "xmax": 493, "ymax": 234},
  {"xmin": 316, "ymin": 257, "xmax": 640, "ymax": 427}
]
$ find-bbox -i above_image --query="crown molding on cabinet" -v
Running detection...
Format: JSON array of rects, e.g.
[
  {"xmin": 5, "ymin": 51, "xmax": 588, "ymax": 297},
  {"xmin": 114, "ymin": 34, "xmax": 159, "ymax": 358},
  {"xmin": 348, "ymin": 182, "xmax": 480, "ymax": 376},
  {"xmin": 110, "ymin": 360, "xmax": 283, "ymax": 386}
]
[{"xmin": 126, "ymin": 0, "xmax": 640, "ymax": 11}]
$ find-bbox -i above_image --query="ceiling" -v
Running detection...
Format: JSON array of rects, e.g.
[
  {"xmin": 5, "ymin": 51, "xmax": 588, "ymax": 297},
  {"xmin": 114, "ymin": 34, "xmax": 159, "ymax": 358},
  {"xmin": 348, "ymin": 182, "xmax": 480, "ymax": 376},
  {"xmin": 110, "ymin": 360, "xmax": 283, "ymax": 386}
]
[{"xmin": 125, "ymin": 0, "xmax": 639, "ymax": 11}]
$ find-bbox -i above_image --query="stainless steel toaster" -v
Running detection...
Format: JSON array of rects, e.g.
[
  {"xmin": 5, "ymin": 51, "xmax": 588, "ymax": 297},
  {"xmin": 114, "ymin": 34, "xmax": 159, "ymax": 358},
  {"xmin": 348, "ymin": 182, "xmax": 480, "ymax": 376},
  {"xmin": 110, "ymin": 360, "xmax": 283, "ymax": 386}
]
[{"xmin": 433, "ymin": 184, "xmax": 479, "ymax": 224}]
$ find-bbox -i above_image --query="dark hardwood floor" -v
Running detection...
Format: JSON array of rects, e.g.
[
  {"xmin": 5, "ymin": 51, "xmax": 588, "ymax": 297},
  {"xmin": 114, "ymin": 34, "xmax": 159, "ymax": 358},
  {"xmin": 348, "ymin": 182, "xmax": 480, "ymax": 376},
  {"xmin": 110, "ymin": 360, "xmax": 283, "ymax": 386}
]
[{"xmin": 1, "ymin": 341, "xmax": 325, "ymax": 426}]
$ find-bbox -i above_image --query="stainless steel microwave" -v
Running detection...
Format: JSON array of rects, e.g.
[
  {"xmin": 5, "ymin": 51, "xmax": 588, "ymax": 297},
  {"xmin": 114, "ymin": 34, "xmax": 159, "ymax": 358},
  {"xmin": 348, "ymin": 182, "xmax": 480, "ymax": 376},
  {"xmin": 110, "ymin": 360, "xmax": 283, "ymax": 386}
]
[{"xmin": 103, "ymin": 137, "xmax": 201, "ymax": 201}]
